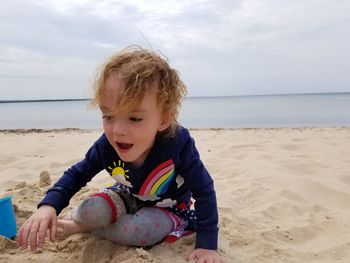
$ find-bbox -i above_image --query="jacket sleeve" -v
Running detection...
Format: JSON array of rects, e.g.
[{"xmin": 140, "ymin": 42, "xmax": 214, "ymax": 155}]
[
  {"xmin": 178, "ymin": 129, "xmax": 219, "ymax": 250},
  {"xmin": 38, "ymin": 134, "xmax": 107, "ymax": 215}
]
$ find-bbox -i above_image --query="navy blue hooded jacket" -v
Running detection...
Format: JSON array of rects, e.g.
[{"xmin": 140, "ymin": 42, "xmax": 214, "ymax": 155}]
[{"xmin": 39, "ymin": 126, "xmax": 219, "ymax": 249}]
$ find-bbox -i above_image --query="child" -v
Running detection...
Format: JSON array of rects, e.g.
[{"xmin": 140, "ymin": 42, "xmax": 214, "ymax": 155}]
[{"xmin": 17, "ymin": 46, "xmax": 224, "ymax": 263}]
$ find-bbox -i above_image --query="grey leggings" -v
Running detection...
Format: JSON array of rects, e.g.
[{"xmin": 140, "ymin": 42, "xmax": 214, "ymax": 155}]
[{"xmin": 71, "ymin": 192, "xmax": 174, "ymax": 247}]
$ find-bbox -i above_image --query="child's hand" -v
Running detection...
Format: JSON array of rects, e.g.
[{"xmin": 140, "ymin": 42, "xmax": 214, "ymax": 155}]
[
  {"xmin": 17, "ymin": 205, "xmax": 57, "ymax": 251},
  {"xmin": 187, "ymin": 248, "xmax": 226, "ymax": 263}
]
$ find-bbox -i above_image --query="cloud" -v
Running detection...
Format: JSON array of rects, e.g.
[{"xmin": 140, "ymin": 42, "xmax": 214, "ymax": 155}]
[
  {"xmin": 176, "ymin": 175, "xmax": 184, "ymax": 188},
  {"xmin": 155, "ymin": 198, "xmax": 177, "ymax": 208},
  {"xmin": 132, "ymin": 194, "xmax": 160, "ymax": 202}
]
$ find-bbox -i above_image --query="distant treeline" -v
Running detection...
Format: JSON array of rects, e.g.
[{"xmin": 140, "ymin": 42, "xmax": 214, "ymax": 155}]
[
  {"xmin": 0, "ymin": 98, "xmax": 90, "ymax": 103},
  {"xmin": 1, "ymin": 92, "xmax": 350, "ymax": 104}
]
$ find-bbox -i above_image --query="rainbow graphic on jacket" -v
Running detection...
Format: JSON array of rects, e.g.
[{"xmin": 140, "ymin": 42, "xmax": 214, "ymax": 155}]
[{"xmin": 138, "ymin": 159, "xmax": 175, "ymax": 196}]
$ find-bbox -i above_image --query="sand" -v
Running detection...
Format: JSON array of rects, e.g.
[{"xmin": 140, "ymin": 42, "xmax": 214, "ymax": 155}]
[{"xmin": 1, "ymin": 127, "xmax": 350, "ymax": 263}]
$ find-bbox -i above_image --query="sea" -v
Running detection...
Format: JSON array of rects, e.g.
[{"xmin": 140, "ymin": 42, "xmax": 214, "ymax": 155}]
[{"xmin": 0, "ymin": 93, "xmax": 349, "ymax": 129}]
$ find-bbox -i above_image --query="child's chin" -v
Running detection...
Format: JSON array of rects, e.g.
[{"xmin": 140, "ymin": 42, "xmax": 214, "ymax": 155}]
[{"xmin": 117, "ymin": 154, "xmax": 136, "ymax": 164}]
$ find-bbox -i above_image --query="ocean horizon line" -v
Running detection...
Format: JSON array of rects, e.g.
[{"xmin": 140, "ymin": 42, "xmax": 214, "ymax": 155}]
[{"xmin": 1, "ymin": 91, "xmax": 350, "ymax": 103}]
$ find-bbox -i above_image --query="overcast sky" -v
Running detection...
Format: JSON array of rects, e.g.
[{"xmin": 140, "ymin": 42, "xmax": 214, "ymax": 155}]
[{"xmin": 1, "ymin": 0, "xmax": 350, "ymax": 100}]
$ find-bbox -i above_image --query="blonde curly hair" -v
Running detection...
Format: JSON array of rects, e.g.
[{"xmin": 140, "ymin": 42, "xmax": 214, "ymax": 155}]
[{"xmin": 90, "ymin": 46, "xmax": 187, "ymax": 137}]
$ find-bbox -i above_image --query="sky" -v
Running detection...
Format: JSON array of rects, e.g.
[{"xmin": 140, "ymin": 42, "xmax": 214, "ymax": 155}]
[{"xmin": 0, "ymin": 0, "xmax": 350, "ymax": 100}]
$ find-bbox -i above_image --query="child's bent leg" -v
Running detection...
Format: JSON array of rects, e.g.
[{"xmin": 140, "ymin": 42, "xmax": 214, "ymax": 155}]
[
  {"xmin": 71, "ymin": 190, "xmax": 127, "ymax": 229},
  {"xmin": 93, "ymin": 207, "xmax": 174, "ymax": 247}
]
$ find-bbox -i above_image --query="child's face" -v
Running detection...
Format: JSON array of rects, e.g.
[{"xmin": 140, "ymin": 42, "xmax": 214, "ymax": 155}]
[{"xmin": 100, "ymin": 74, "xmax": 170, "ymax": 167}]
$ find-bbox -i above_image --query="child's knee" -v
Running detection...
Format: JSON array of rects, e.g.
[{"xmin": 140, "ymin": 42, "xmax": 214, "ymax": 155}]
[
  {"xmin": 72, "ymin": 196, "xmax": 112, "ymax": 228},
  {"xmin": 72, "ymin": 190, "xmax": 127, "ymax": 229}
]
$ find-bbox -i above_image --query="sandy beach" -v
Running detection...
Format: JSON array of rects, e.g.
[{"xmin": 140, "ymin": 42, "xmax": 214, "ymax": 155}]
[{"xmin": 1, "ymin": 127, "xmax": 350, "ymax": 263}]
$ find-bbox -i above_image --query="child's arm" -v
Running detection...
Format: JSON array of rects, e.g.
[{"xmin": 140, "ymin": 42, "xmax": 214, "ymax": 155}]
[
  {"xmin": 17, "ymin": 205, "xmax": 57, "ymax": 251},
  {"xmin": 39, "ymin": 136, "xmax": 107, "ymax": 214},
  {"xmin": 17, "ymin": 134, "xmax": 107, "ymax": 251},
  {"xmin": 177, "ymin": 129, "xmax": 223, "ymax": 261},
  {"xmin": 179, "ymin": 136, "xmax": 219, "ymax": 249}
]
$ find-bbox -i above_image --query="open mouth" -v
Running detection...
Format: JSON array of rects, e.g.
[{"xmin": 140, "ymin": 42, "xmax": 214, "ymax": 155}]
[{"xmin": 117, "ymin": 143, "xmax": 133, "ymax": 150}]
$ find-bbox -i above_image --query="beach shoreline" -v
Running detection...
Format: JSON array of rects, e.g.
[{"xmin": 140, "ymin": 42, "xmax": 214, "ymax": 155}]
[{"xmin": 1, "ymin": 127, "xmax": 350, "ymax": 262}]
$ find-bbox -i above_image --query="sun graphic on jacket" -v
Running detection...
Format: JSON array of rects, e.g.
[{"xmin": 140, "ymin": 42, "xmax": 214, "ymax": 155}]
[{"xmin": 108, "ymin": 160, "xmax": 130, "ymax": 180}]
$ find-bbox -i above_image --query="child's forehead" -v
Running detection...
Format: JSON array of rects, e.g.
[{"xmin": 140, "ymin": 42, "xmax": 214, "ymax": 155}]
[
  {"xmin": 99, "ymin": 77, "xmax": 162, "ymax": 114},
  {"xmin": 99, "ymin": 98, "xmax": 153, "ymax": 114},
  {"xmin": 100, "ymin": 105, "xmax": 146, "ymax": 113}
]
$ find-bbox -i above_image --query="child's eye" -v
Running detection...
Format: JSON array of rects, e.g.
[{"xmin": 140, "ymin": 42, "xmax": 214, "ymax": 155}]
[
  {"xmin": 102, "ymin": 115, "xmax": 113, "ymax": 121},
  {"xmin": 129, "ymin": 117, "xmax": 143, "ymax": 122}
]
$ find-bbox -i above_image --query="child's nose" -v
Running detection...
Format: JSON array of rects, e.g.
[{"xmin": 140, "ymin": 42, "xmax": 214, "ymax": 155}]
[{"xmin": 112, "ymin": 120, "xmax": 127, "ymax": 136}]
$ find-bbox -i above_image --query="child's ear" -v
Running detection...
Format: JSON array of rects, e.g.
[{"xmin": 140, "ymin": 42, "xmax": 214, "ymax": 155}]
[{"xmin": 158, "ymin": 112, "xmax": 172, "ymax": 132}]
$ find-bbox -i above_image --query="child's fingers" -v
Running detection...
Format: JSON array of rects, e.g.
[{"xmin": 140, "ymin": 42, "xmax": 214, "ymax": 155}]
[
  {"xmin": 29, "ymin": 221, "xmax": 40, "ymax": 251},
  {"xmin": 50, "ymin": 217, "xmax": 57, "ymax": 242},
  {"xmin": 37, "ymin": 219, "xmax": 50, "ymax": 248},
  {"xmin": 17, "ymin": 221, "xmax": 32, "ymax": 249},
  {"xmin": 16, "ymin": 226, "xmax": 23, "ymax": 246},
  {"xmin": 186, "ymin": 250, "xmax": 196, "ymax": 261}
]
